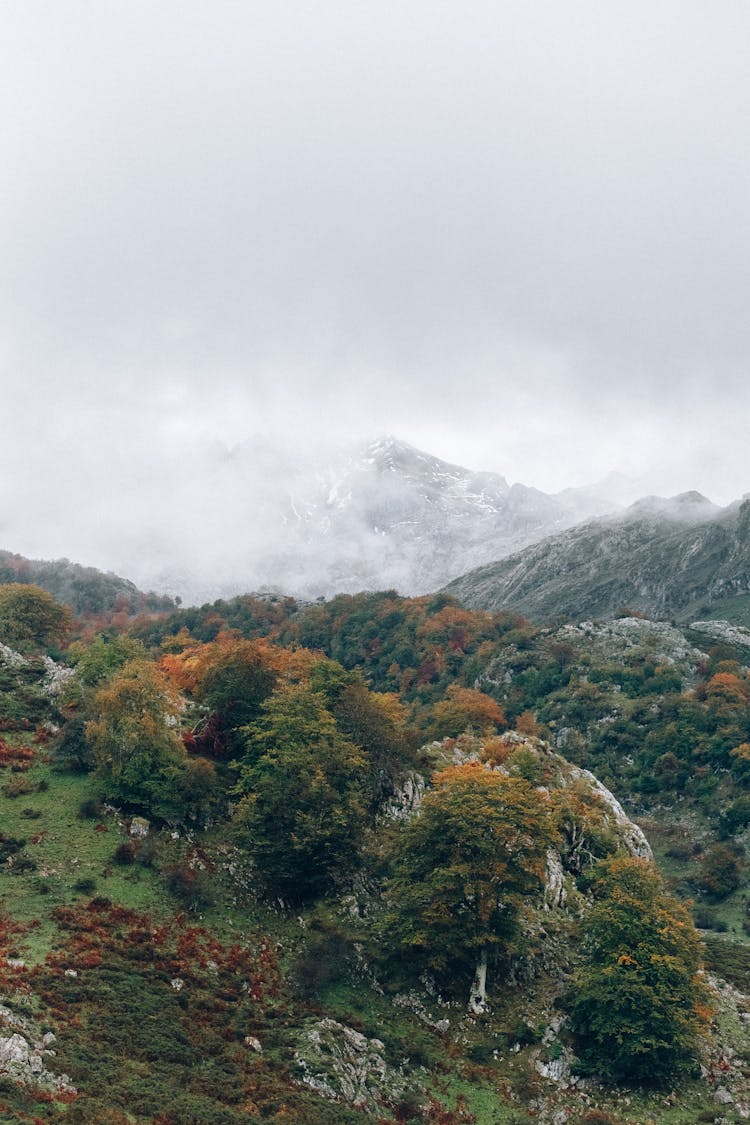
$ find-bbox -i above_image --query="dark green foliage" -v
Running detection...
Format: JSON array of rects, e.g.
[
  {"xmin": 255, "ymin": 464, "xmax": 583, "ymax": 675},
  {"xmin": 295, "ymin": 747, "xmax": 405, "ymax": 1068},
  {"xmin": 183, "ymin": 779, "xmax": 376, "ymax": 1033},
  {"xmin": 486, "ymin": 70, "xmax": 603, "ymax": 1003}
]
[
  {"xmin": 73, "ymin": 877, "xmax": 97, "ymax": 894},
  {"xmin": 0, "ymin": 833, "xmax": 26, "ymax": 863},
  {"xmin": 54, "ymin": 715, "xmax": 94, "ymax": 772},
  {"xmin": 234, "ymin": 686, "xmax": 367, "ymax": 902},
  {"xmin": 78, "ymin": 795, "xmax": 103, "ymax": 819},
  {"xmin": 112, "ymin": 841, "xmax": 136, "ymax": 865},
  {"xmin": 292, "ymin": 913, "xmax": 355, "ymax": 999},
  {"xmin": 131, "ymin": 592, "xmax": 297, "ymax": 647},
  {"xmin": 312, "ymin": 661, "xmax": 418, "ymax": 806},
  {"xmin": 195, "ymin": 641, "xmax": 278, "ymax": 731},
  {"xmin": 85, "ymin": 659, "xmax": 191, "ymax": 820},
  {"xmin": 718, "ymin": 794, "xmax": 750, "ymax": 837},
  {"xmin": 569, "ymin": 857, "xmax": 708, "ymax": 1084},
  {"xmin": 8, "ymin": 852, "xmax": 37, "ymax": 874},
  {"xmin": 67, "ymin": 633, "xmax": 147, "ymax": 691},
  {"xmin": 163, "ymin": 861, "xmax": 216, "ymax": 912}
]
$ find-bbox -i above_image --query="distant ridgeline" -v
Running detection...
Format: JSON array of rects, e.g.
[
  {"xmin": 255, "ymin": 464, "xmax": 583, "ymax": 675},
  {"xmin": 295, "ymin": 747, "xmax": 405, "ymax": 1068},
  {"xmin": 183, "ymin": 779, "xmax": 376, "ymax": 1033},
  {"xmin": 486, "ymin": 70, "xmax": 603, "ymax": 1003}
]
[
  {"xmin": 444, "ymin": 493, "xmax": 750, "ymax": 627},
  {"xmin": 0, "ymin": 549, "xmax": 176, "ymax": 618}
]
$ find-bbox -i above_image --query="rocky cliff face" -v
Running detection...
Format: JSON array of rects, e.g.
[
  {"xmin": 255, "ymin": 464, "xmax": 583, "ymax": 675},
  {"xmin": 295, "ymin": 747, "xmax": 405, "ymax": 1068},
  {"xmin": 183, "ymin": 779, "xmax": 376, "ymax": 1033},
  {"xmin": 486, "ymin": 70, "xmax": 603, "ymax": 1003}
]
[{"xmin": 444, "ymin": 494, "xmax": 750, "ymax": 624}]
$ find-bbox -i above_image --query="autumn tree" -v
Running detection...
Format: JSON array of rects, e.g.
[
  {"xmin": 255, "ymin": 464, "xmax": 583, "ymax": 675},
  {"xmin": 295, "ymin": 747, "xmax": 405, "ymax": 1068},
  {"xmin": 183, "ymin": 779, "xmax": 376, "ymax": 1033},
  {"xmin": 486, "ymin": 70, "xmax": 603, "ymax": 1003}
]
[
  {"xmin": 384, "ymin": 763, "xmax": 553, "ymax": 1011},
  {"xmin": 51, "ymin": 634, "xmax": 149, "ymax": 773},
  {"xmin": 429, "ymin": 684, "xmax": 507, "ymax": 740},
  {"xmin": 310, "ymin": 659, "xmax": 417, "ymax": 806},
  {"xmin": 569, "ymin": 856, "xmax": 708, "ymax": 1083},
  {"xmin": 233, "ymin": 685, "xmax": 367, "ymax": 901},
  {"xmin": 85, "ymin": 659, "xmax": 216, "ymax": 820},
  {"xmin": 0, "ymin": 583, "xmax": 72, "ymax": 650},
  {"xmin": 161, "ymin": 636, "xmax": 313, "ymax": 757}
]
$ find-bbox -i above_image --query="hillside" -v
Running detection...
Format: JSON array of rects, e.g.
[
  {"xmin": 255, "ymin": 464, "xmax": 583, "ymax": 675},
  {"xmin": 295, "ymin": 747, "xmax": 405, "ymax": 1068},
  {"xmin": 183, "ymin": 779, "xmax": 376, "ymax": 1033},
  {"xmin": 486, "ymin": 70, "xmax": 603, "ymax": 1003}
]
[
  {"xmin": 444, "ymin": 493, "xmax": 750, "ymax": 625},
  {"xmin": 2, "ymin": 583, "xmax": 750, "ymax": 1122},
  {"xmin": 0, "ymin": 550, "xmax": 175, "ymax": 620}
]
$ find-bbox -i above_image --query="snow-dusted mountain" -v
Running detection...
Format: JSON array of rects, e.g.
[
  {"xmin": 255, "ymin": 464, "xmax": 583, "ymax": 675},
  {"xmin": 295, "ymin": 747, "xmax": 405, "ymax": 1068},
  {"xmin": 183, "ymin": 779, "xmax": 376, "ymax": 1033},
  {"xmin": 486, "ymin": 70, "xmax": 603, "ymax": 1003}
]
[{"xmin": 126, "ymin": 435, "xmax": 624, "ymax": 604}]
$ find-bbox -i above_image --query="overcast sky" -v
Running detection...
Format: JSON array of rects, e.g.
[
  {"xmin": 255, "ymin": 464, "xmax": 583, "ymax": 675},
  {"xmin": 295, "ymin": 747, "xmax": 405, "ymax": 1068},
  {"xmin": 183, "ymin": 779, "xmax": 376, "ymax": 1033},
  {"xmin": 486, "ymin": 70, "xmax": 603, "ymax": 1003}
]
[{"xmin": 2, "ymin": 1, "xmax": 750, "ymax": 572}]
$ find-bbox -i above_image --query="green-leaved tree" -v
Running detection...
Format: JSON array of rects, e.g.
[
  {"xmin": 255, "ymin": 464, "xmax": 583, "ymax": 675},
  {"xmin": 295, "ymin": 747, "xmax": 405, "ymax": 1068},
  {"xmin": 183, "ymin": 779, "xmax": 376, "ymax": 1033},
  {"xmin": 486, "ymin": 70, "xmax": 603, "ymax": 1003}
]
[
  {"xmin": 0, "ymin": 583, "xmax": 72, "ymax": 650},
  {"xmin": 233, "ymin": 686, "xmax": 367, "ymax": 902},
  {"xmin": 86, "ymin": 659, "xmax": 194, "ymax": 820}
]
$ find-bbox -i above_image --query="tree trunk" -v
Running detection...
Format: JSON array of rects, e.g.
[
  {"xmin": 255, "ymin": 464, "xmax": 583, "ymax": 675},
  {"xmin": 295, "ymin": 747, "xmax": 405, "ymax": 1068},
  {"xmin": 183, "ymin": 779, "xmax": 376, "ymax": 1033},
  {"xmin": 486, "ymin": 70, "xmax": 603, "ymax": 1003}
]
[{"xmin": 468, "ymin": 945, "xmax": 488, "ymax": 1014}]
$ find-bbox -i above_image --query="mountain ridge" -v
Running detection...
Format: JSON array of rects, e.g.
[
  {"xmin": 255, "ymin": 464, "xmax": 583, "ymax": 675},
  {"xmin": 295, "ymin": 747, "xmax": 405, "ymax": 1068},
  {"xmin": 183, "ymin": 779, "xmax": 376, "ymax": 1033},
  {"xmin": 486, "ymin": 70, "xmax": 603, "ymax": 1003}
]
[{"xmin": 444, "ymin": 492, "xmax": 750, "ymax": 624}]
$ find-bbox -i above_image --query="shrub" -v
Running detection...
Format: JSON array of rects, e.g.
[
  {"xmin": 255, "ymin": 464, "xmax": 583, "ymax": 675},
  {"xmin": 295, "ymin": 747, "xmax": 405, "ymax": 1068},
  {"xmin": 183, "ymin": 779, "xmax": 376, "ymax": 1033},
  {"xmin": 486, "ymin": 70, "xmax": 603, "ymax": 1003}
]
[
  {"xmin": 78, "ymin": 796, "xmax": 103, "ymax": 820},
  {"xmin": 113, "ymin": 841, "xmax": 136, "ymax": 865},
  {"xmin": 1, "ymin": 775, "xmax": 35, "ymax": 798},
  {"xmin": 73, "ymin": 877, "xmax": 97, "ymax": 894},
  {"xmin": 163, "ymin": 863, "xmax": 215, "ymax": 913},
  {"xmin": 293, "ymin": 917, "xmax": 352, "ymax": 999},
  {"xmin": 9, "ymin": 853, "xmax": 37, "ymax": 874},
  {"xmin": 696, "ymin": 844, "xmax": 743, "ymax": 901}
]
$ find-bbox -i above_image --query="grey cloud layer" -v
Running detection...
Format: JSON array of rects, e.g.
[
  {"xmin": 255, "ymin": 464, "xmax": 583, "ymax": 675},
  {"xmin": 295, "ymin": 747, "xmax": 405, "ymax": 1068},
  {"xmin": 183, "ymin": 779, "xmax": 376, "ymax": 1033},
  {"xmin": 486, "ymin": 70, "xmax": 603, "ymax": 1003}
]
[{"xmin": 1, "ymin": 0, "xmax": 749, "ymax": 568}]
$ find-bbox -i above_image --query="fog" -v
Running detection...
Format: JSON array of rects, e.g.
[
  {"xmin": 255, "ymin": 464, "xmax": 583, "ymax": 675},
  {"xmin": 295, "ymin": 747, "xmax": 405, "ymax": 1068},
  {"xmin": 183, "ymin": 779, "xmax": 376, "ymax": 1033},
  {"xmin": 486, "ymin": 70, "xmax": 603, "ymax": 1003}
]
[{"xmin": 2, "ymin": 2, "xmax": 749, "ymax": 594}]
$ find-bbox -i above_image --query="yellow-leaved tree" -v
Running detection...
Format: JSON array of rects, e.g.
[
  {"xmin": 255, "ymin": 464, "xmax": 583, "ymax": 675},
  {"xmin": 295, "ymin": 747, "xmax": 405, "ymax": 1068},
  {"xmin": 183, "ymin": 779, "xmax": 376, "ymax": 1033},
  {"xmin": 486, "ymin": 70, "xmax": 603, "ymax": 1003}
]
[{"xmin": 384, "ymin": 762, "xmax": 553, "ymax": 1011}]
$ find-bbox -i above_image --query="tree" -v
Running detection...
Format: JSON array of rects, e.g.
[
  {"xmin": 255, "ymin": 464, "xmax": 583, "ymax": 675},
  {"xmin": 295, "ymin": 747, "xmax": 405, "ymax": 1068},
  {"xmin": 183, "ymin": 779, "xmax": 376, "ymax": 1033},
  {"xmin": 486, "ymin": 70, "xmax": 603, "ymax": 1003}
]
[
  {"xmin": 85, "ymin": 660, "xmax": 190, "ymax": 819},
  {"xmin": 233, "ymin": 686, "xmax": 367, "ymax": 901},
  {"xmin": 192, "ymin": 640, "xmax": 278, "ymax": 730},
  {"xmin": 384, "ymin": 763, "xmax": 553, "ymax": 1011},
  {"xmin": 67, "ymin": 633, "xmax": 147, "ymax": 690},
  {"xmin": 310, "ymin": 659, "xmax": 417, "ymax": 807},
  {"xmin": 696, "ymin": 843, "xmax": 742, "ymax": 900},
  {"xmin": 160, "ymin": 636, "xmax": 313, "ymax": 756},
  {"xmin": 429, "ymin": 684, "xmax": 507, "ymax": 740},
  {"xmin": 569, "ymin": 856, "xmax": 708, "ymax": 1083},
  {"xmin": 0, "ymin": 583, "xmax": 72, "ymax": 649}
]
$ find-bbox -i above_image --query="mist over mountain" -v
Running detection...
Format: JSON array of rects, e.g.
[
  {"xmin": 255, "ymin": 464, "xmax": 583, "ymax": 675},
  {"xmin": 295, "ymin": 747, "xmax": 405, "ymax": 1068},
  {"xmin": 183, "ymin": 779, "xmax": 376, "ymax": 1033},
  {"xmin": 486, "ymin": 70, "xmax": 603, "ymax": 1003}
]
[
  {"xmin": 445, "ymin": 491, "xmax": 750, "ymax": 625},
  {"xmin": 88, "ymin": 435, "xmax": 628, "ymax": 604}
]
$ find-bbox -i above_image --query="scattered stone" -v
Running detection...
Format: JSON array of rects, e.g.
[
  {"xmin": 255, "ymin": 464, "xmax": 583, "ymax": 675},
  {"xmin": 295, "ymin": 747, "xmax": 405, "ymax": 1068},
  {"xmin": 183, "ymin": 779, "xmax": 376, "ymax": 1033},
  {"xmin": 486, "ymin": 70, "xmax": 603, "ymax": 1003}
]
[
  {"xmin": 0, "ymin": 643, "xmax": 27, "ymax": 669},
  {"xmin": 295, "ymin": 1018, "xmax": 421, "ymax": 1114},
  {"xmin": 543, "ymin": 850, "xmax": 567, "ymax": 910},
  {"xmin": 244, "ymin": 1036, "xmax": 262, "ymax": 1052},
  {"xmin": 0, "ymin": 1023, "xmax": 75, "ymax": 1094},
  {"xmin": 129, "ymin": 816, "xmax": 150, "ymax": 838},
  {"xmin": 41, "ymin": 656, "xmax": 75, "ymax": 697},
  {"xmin": 567, "ymin": 765, "xmax": 653, "ymax": 860},
  {"xmin": 170, "ymin": 978, "xmax": 184, "ymax": 991},
  {"xmin": 691, "ymin": 620, "xmax": 750, "ymax": 650}
]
